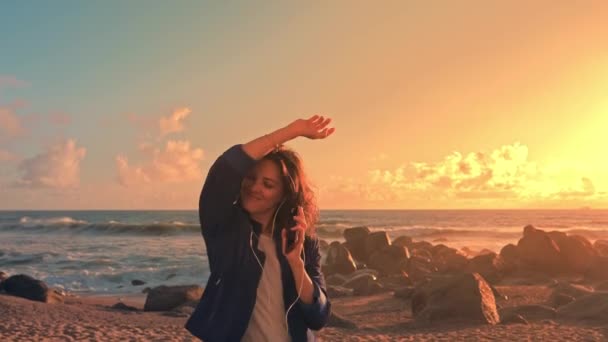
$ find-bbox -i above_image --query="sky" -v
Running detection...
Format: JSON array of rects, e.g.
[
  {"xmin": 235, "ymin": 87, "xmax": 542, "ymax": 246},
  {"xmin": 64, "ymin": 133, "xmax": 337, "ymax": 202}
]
[{"xmin": 1, "ymin": 1, "xmax": 607, "ymax": 210}]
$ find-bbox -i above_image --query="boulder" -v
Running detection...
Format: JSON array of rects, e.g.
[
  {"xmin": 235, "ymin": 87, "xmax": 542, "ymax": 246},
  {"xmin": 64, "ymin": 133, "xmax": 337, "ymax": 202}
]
[
  {"xmin": 557, "ymin": 293, "xmax": 608, "ymax": 323},
  {"xmin": 328, "ymin": 312, "xmax": 358, "ymax": 329},
  {"xmin": 499, "ymin": 305, "xmax": 557, "ymax": 321},
  {"xmin": 343, "ymin": 272, "xmax": 382, "ymax": 296},
  {"xmin": 593, "ymin": 240, "xmax": 608, "ymax": 257},
  {"xmin": 585, "ymin": 256, "xmax": 608, "ymax": 280},
  {"xmin": 343, "ymin": 226, "xmax": 370, "ymax": 262},
  {"xmin": 408, "ymin": 255, "xmax": 438, "ymax": 283},
  {"xmin": 319, "ymin": 239, "xmax": 330, "ymax": 253},
  {"xmin": 392, "ymin": 235, "xmax": 413, "ymax": 248},
  {"xmin": 364, "ymin": 231, "xmax": 391, "ymax": 262},
  {"xmin": 131, "ymin": 279, "xmax": 146, "ymax": 286},
  {"xmin": 500, "ymin": 313, "xmax": 528, "ymax": 325},
  {"xmin": 368, "ymin": 245, "xmax": 410, "ymax": 276},
  {"xmin": 377, "ymin": 272, "xmax": 412, "ymax": 291},
  {"xmin": 143, "ymin": 285, "xmax": 203, "ymax": 311},
  {"xmin": 594, "ymin": 281, "xmax": 608, "ymax": 291},
  {"xmin": 432, "ymin": 246, "xmax": 468, "ymax": 273},
  {"xmin": 499, "ymin": 243, "xmax": 519, "ymax": 273},
  {"xmin": 111, "ymin": 302, "xmax": 139, "ymax": 311},
  {"xmin": 412, "ymin": 273, "xmax": 500, "ymax": 324},
  {"xmin": 325, "ymin": 274, "xmax": 348, "ymax": 286},
  {"xmin": 0, "ymin": 274, "xmax": 64, "ymax": 303},
  {"xmin": 323, "ymin": 241, "xmax": 357, "ymax": 276},
  {"xmin": 516, "ymin": 225, "xmax": 562, "ymax": 274},
  {"xmin": 394, "ymin": 286, "xmax": 415, "ymax": 299},
  {"xmin": 465, "ymin": 253, "xmax": 506, "ymax": 284},
  {"xmin": 547, "ymin": 232, "xmax": 595, "ymax": 273}
]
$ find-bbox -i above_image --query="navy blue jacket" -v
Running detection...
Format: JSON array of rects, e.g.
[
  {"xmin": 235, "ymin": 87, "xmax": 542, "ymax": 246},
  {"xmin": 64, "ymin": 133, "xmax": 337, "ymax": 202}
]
[{"xmin": 185, "ymin": 144, "xmax": 331, "ymax": 341}]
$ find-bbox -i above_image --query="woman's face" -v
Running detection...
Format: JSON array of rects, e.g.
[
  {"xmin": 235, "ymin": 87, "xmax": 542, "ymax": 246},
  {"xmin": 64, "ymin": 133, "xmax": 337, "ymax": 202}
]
[{"xmin": 240, "ymin": 159, "xmax": 285, "ymax": 216}]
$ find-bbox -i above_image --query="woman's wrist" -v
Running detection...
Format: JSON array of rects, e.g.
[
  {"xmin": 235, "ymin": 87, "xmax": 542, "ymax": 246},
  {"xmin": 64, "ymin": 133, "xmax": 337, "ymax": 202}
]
[{"xmin": 288, "ymin": 258, "xmax": 305, "ymax": 271}]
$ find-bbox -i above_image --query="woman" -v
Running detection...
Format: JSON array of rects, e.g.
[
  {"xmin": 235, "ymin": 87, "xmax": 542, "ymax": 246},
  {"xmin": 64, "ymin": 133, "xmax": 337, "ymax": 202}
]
[{"xmin": 185, "ymin": 115, "xmax": 335, "ymax": 341}]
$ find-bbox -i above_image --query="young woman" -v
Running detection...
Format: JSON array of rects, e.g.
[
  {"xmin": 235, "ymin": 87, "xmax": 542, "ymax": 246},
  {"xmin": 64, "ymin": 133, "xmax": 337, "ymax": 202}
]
[{"xmin": 185, "ymin": 115, "xmax": 335, "ymax": 341}]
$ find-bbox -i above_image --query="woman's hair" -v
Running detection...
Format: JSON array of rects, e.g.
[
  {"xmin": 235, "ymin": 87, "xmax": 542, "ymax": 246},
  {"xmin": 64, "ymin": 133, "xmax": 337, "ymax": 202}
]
[{"xmin": 263, "ymin": 145, "xmax": 319, "ymax": 237}]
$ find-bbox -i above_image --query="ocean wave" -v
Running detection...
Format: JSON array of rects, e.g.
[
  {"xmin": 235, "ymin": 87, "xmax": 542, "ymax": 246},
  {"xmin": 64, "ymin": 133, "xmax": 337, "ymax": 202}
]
[{"xmin": 0, "ymin": 219, "xmax": 200, "ymax": 236}]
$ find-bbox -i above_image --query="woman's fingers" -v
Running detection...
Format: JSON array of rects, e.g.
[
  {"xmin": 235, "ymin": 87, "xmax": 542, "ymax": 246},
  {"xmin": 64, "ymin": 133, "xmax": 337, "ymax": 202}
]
[{"xmin": 281, "ymin": 229, "xmax": 287, "ymax": 255}]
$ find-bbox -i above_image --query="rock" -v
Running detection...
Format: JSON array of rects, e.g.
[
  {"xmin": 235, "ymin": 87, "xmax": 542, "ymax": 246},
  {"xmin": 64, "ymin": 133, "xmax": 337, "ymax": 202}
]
[
  {"xmin": 328, "ymin": 311, "xmax": 358, "ymax": 329},
  {"xmin": 343, "ymin": 273, "xmax": 382, "ymax": 296},
  {"xmin": 477, "ymin": 249, "xmax": 495, "ymax": 257},
  {"xmin": 500, "ymin": 313, "xmax": 529, "ymax": 325},
  {"xmin": 412, "ymin": 273, "xmax": 500, "ymax": 324},
  {"xmin": 408, "ymin": 255, "xmax": 438, "ymax": 283},
  {"xmin": 142, "ymin": 287, "xmax": 151, "ymax": 294},
  {"xmin": 368, "ymin": 245, "xmax": 410, "ymax": 276},
  {"xmin": 394, "ymin": 286, "xmax": 415, "ymax": 299},
  {"xmin": 0, "ymin": 274, "xmax": 64, "ymax": 303},
  {"xmin": 343, "ymin": 226, "xmax": 370, "ymax": 262},
  {"xmin": 499, "ymin": 244, "xmax": 519, "ymax": 273},
  {"xmin": 432, "ymin": 246, "xmax": 468, "ymax": 273},
  {"xmin": 323, "ymin": 242, "xmax": 357, "ymax": 276},
  {"xmin": 465, "ymin": 253, "xmax": 506, "ymax": 284},
  {"xmin": 0, "ymin": 271, "xmax": 8, "ymax": 283},
  {"xmin": 594, "ymin": 281, "xmax": 608, "ymax": 291},
  {"xmin": 131, "ymin": 279, "xmax": 146, "ymax": 286},
  {"xmin": 557, "ymin": 293, "xmax": 608, "ymax": 322},
  {"xmin": 593, "ymin": 240, "xmax": 608, "ymax": 257},
  {"xmin": 550, "ymin": 282, "xmax": 594, "ymax": 299},
  {"xmin": 516, "ymin": 225, "xmax": 562, "ymax": 274},
  {"xmin": 547, "ymin": 232, "xmax": 595, "ymax": 273},
  {"xmin": 319, "ymin": 239, "xmax": 329, "ymax": 252},
  {"xmin": 326, "ymin": 285, "xmax": 354, "ymax": 297},
  {"xmin": 165, "ymin": 273, "xmax": 177, "ymax": 280},
  {"xmin": 364, "ymin": 231, "xmax": 391, "ymax": 263},
  {"xmin": 585, "ymin": 256, "xmax": 608, "ymax": 280},
  {"xmin": 111, "ymin": 302, "xmax": 139, "ymax": 311},
  {"xmin": 377, "ymin": 272, "xmax": 412, "ymax": 291},
  {"xmin": 143, "ymin": 285, "xmax": 203, "ymax": 311},
  {"xmin": 393, "ymin": 235, "xmax": 413, "ymax": 248},
  {"xmin": 551, "ymin": 293, "xmax": 575, "ymax": 307},
  {"xmin": 499, "ymin": 305, "xmax": 557, "ymax": 321},
  {"xmin": 325, "ymin": 274, "xmax": 348, "ymax": 286}
]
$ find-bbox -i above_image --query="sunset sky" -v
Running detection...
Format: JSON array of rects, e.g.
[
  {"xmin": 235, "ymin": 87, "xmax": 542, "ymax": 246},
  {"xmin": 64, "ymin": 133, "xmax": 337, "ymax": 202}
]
[{"xmin": 1, "ymin": 1, "xmax": 607, "ymax": 210}]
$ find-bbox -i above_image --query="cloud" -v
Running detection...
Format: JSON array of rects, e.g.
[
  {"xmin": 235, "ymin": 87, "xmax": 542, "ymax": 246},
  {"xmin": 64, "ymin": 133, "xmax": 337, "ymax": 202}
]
[
  {"xmin": 116, "ymin": 140, "xmax": 204, "ymax": 186},
  {"xmin": 16, "ymin": 139, "xmax": 86, "ymax": 188},
  {"xmin": 322, "ymin": 142, "xmax": 604, "ymax": 208},
  {"xmin": 0, "ymin": 106, "xmax": 25, "ymax": 138},
  {"xmin": 159, "ymin": 107, "xmax": 191, "ymax": 137}
]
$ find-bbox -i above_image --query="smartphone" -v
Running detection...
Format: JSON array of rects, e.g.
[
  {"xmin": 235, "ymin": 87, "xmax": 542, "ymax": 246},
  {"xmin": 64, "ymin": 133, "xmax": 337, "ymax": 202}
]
[{"xmin": 284, "ymin": 207, "xmax": 298, "ymax": 249}]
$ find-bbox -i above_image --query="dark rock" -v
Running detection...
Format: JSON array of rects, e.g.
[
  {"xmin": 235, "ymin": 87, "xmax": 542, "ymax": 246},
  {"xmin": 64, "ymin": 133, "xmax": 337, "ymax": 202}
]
[
  {"xmin": 585, "ymin": 256, "xmax": 608, "ymax": 280},
  {"xmin": 499, "ymin": 305, "xmax": 557, "ymax": 321},
  {"xmin": 432, "ymin": 246, "xmax": 468, "ymax": 273},
  {"xmin": 594, "ymin": 281, "xmax": 608, "ymax": 291},
  {"xmin": 343, "ymin": 272, "xmax": 382, "ymax": 296},
  {"xmin": 142, "ymin": 287, "xmax": 151, "ymax": 294},
  {"xmin": 319, "ymin": 239, "xmax": 330, "ymax": 252},
  {"xmin": 551, "ymin": 293, "xmax": 575, "ymax": 308},
  {"xmin": 143, "ymin": 285, "xmax": 203, "ymax": 311},
  {"xmin": 323, "ymin": 242, "xmax": 357, "ymax": 276},
  {"xmin": 394, "ymin": 286, "xmax": 415, "ymax": 299},
  {"xmin": 1, "ymin": 274, "xmax": 63, "ymax": 303},
  {"xmin": 465, "ymin": 253, "xmax": 506, "ymax": 284},
  {"xmin": 557, "ymin": 293, "xmax": 608, "ymax": 322},
  {"xmin": 165, "ymin": 274, "xmax": 177, "ymax": 280},
  {"xmin": 412, "ymin": 273, "xmax": 500, "ymax": 324},
  {"xmin": 500, "ymin": 313, "xmax": 529, "ymax": 325},
  {"xmin": 392, "ymin": 235, "xmax": 413, "ymax": 248},
  {"xmin": 364, "ymin": 231, "xmax": 391, "ymax": 262},
  {"xmin": 547, "ymin": 232, "xmax": 595, "ymax": 273},
  {"xmin": 343, "ymin": 226, "xmax": 370, "ymax": 262},
  {"xmin": 111, "ymin": 302, "xmax": 139, "ymax": 311},
  {"xmin": 593, "ymin": 240, "xmax": 608, "ymax": 257},
  {"xmin": 516, "ymin": 225, "xmax": 562, "ymax": 274},
  {"xmin": 377, "ymin": 272, "xmax": 412, "ymax": 291},
  {"xmin": 368, "ymin": 245, "xmax": 410, "ymax": 276},
  {"xmin": 131, "ymin": 279, "xmax": 146, "ymax": 286}
]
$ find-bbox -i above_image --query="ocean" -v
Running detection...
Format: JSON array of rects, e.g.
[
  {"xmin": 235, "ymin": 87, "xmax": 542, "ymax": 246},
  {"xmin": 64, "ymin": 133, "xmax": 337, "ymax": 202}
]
[{"xmin": 1, "ymin": 209, "xmax": 607, "ymax": 295}]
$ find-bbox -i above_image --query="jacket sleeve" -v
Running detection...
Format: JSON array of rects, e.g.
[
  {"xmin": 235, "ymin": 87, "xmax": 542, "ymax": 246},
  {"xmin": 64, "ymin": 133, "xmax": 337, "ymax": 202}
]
[
  {"xmin": 298, "ymin": 236, "xmax": 332, "ymax": 330},
  {"xmin": 199, "ymin": 144, "xmax": 256, "ymax": 241}
]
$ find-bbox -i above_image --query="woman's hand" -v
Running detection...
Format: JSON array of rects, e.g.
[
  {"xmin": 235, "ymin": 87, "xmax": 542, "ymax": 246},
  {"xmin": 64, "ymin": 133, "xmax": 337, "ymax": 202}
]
[
  {"xmin": 290, "ymin": 115, "xmax": 335, "ymax": 140},
  {"xmin": 282, "ymin": 206, "xmax": 308, "ymax": 267}
]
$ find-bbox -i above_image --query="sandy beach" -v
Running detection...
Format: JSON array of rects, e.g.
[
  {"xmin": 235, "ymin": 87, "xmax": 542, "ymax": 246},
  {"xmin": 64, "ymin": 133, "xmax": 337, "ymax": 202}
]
[{"xmin": 1, "ymin": 283, "xmax": 607, "ymax": 341}]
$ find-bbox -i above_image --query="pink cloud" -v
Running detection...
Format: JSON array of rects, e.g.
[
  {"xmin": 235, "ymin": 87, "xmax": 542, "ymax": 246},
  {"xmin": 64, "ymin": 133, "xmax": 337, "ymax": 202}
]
[
  {"xmin": 0, "ymin": 76, "xmax": 28, "ymax": 89},
  {"xmin": 159, "ymin": 107, "xmax": 191, "ymax": 137},
  {"xmin": 115, "ymin": 140, "xmax": 204, "ymax": 186},
  {"xmin": 0, "ymin": 106, "xmax": 25, "ymax": 138},
  {"xmin": 17, "ymin": 139, "xmax": 86, "ymax": 188}
]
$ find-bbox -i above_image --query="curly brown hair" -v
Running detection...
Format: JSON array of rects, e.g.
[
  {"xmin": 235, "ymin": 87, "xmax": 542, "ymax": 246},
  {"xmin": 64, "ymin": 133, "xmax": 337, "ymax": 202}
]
[{"xmin": 262, "ymin": 145, "xmax": 319, "ymax": 237}]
